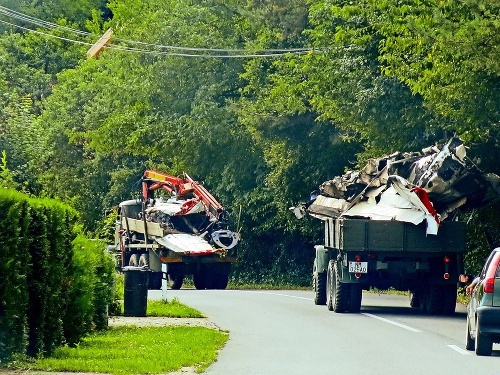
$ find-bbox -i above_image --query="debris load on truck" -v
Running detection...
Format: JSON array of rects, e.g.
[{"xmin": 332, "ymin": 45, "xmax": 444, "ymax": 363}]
[{"xmin": 295, "ymin": 137, "xmax": 500, "ymax": 234}]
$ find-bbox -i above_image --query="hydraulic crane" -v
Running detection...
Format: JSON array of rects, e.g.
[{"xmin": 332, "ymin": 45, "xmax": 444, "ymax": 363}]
[{"xmin": 111, "ymin": 170, "xmax": 239, "ymax": 290}]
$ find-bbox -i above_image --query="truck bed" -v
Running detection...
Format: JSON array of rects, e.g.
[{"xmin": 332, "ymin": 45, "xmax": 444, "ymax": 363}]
[{"xmin": 325, "ymin": 218, "xmax": 466, "ymax": 253}]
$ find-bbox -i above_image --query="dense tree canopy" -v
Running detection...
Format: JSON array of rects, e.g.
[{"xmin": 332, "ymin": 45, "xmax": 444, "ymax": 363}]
[{"xmin": 0, "ymin": 0, "xmax": 498, "ymax": 282}]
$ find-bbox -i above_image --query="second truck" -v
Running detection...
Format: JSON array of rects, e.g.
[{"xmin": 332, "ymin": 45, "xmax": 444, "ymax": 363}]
[
  {"xmin": 111, "ymin": 170, "xmax": 240, "ymax": 290},
  {"xmin": 294, "ymin": 138, "xmax": 499, "ymax": 314}
]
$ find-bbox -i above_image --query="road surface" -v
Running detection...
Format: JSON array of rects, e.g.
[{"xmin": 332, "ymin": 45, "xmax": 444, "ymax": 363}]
[{"xmin": 150, "ymin": 289, "xmax": 500, "ymax": 375}]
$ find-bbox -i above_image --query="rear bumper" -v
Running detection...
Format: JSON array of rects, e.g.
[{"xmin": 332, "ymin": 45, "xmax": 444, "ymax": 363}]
[{"xmin": 477, "ymin": 306, "xmax": 500, "ymax": 337}]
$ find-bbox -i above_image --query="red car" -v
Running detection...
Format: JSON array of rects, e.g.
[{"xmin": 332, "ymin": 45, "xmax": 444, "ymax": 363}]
[{"xmin": 466, "ymin": 247, "xmax": 500, "ymax": 355}]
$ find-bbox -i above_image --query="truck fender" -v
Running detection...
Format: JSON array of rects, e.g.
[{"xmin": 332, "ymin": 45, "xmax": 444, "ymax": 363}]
[{"xmin": 314, "ymin": 245, "xmax": 329, "ymax": 274}]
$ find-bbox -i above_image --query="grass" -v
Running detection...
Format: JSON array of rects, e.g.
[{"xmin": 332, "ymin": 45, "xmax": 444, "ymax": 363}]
[
  {"xmin": 112, "ymin": 272, "xmax": 204, "ymax": 317},
  {"xmin": 6, "ymin": 298, "xmax": 226, "ymax": 374},
  {"xmin": 29, "ymin": 326, "xmax": 228, "ymax": 374},
  {"xmin": 146, "ymin": 298, "xmax": 205, "ymax": 317}
]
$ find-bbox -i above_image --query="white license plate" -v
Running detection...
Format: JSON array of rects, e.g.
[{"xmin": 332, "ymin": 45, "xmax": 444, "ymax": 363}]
[{"xmin": 349, "ymin": 261, "xmax": 368, "ymax": 273}]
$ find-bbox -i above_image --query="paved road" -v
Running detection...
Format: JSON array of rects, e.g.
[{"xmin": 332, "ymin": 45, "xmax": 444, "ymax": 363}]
[{"xmin": 150, "ymin": 289, "xmax": 500, "ymax": 375}]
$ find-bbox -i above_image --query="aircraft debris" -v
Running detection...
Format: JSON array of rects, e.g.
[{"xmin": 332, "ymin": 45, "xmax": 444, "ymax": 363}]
[{"xmin": 294, "ymin": 138, "xmax": 500, "ymax": 235}]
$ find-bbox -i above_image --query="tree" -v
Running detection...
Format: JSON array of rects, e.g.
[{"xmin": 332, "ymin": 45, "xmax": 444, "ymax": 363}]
[{"xmin": 374, "ymin": 0, "xmax": 500, "ymax": 146}]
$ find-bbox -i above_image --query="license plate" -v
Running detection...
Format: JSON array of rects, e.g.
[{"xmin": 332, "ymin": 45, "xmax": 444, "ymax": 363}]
[{"xmin": 349, "ymin": 261, "xmax": 368, "ymax": 273}]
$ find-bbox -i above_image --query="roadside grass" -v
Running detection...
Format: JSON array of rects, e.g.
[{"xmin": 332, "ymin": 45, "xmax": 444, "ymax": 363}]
[
  {"xmin": 4, "ymin": 298, "xmax": 225, "ymax": 374},
  {"xmin": 29, "ymin": 326, "xmax": 228, "ymax": 375},
  {"xmin": 112, "ymin": 273, "xmax": 204, "ymax": 317},
  {"xmin": 146, "ymin": 298, "xmax": 204, "ymax": 317}
]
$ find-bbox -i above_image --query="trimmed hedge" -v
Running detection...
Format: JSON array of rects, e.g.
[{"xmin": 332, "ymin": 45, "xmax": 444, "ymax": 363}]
[
  {"xmin": 0, "ymin": 190, "xmax": 30, "ymax": 361},
  {"xmin": 0, "ymin": 189, "xmax": 115, "ymax": 362}
]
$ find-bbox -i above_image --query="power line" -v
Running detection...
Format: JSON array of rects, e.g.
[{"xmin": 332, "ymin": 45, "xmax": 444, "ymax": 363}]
[{"xmin": 0, "ymin": 5, "xmax": 321, "ymax": 58}]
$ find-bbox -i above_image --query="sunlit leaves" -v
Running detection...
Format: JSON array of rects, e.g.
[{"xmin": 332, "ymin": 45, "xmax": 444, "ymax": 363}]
[{"xmin": 374, "ymin": 0, "xmax": 500, "ymax": 143}]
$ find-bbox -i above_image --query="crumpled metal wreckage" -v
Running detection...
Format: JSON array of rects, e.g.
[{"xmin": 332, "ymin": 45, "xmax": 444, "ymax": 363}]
[{"xmin": 294, "ymin": 138, "xmax": 500, "ymax": 235}]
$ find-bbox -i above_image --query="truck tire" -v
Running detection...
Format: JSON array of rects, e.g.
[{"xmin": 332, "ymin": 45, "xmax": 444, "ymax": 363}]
[
  {"xmin": 348, "ymin": 284, "xmax": 362, "ymax": 313},
  {"xmin": 211, "ymin": 272, "xmax": 229, "ymax": 289},
  {"xmin": 442, "ymin": 284, "xmax": 457, "ymax": 315},
  {"xmin": 409, "ymin": 291, "xmax": 420, "ymax": 308},
  {"xmin": 313, "ymin": 269, "xmax": 327, "ymax": 306},
  {"xmin": 418, "ymin": 288, "xmax": 431, "ymax": 313},
  {"xmin": 426, "ymin": 285, "xmax": 443, "ymax": 314},
  {"xmin": 475, "ymin": 319, "xmax": 493, "ymax": 356},
  {"xmin": 326, "ymin": 260, "xmax": 349, "ymax": 313},
  {"xmin": 129, "ymin": 254, "xmax": 139, "ymax": 266},
  {"xmin": 193, "ymin": 269, "xmax": 206, "ymax": 290},
  {"xmin": 167, "ymin": 273, "xmax": 184, "ymax": 290},
  {"xmin": 326, "ymin": 261, "xmax": 334, "ymax": 311}
]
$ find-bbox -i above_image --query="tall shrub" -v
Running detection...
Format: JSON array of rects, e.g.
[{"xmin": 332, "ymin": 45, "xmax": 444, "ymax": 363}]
[
  {"xmin": 25, "ymin": 199, "xmax": 77, "ymax": 357},
  {"xmin": 0, "ymin": 190, "xmax": 30, "ymax": 362},
  {"xmin": 0, "ymin": 189, "xmax": 114, "ymax": 361},
  {"xmin": 63, "ymin": 235, "xmax": 115, "ymax": 345}
]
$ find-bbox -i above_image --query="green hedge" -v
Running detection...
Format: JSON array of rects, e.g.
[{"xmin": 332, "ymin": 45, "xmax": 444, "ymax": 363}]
[
  {"xmin": 0, "ymin": 190, "xmax": 30, "ymax": 361},
  {"xmin": 0, "ymin": 189, "xmax": 115, "ymax": 362}
]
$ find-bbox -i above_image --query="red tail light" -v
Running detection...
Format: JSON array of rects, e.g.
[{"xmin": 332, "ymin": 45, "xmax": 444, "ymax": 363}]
[
  {"xmin": 443, "ymin": 273, "xmax": 450, "ymax": 280},
  {"xmin": 483, "ymin": 252, "xmax": 500, "ymax": 293},
  {"xmin": 444, "ymin": 256, "xmax": 450, "ymax": 263},
  {"xmin": 355, "ymin": 255, "xmax": 362, "ymax": 262},
  {"xmin": 484, "ymin": 278, "xmax": 495, "ymax": 294}
]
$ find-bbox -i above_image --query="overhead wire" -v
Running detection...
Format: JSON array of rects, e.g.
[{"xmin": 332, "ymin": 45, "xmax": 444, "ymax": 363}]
[{"xmin": 0, "ymin": 5, "xmax": 320, "ymax": 58}]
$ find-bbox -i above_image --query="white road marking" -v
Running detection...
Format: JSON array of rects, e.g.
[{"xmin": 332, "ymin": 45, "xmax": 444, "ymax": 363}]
[
  {"xmin": 230, "ymin": 290, "xmax": 312, "ymax": 301},
  {"xmin": 447, "ymin": 345, "xmax": 471, "ymax": 355},
  {"xmin": 362, "ymin": 312, "xmax": 422, "ymax": 332}
]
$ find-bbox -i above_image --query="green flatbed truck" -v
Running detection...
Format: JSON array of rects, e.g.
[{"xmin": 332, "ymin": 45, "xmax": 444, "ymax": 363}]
[{"xmin": 312, "ymin": 218, "xmax": 465, "ymax": 314}]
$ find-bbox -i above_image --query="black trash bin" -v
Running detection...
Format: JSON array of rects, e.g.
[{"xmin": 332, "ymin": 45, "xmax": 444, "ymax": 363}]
[{"xmin": 123, "ymin": 266, "xmax": 149, "ymax": 317}]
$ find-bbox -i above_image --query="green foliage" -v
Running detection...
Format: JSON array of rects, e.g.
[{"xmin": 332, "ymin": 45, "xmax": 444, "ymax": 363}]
[
  {"xmin": 375, "ymin": 0, "xmax": 500, "ymax": 144},
  {"xmin": 3, "ymin": 0, "xmax": 111, "ymax": 29},
  {"xmin": 93, "ymin": 206, "xmax": 118, "ymax": 241},
  {"xmin": 64, "ymin": 235, "xmax": 116, "ymax": 345},
  {"xmin": 463, "ymin": 204, "xmax": 500, "ymax": 276},
  {"xmin": 0, "ymin": 190, "xmax": 115, "ymax": 361},
  {"xmin": 0, "ymin": 189, "xmax": 30, "ymax": 362},
  {"xmin": 0, "ymin": 151, "xmax": 18, "ymax": 189},
  {"xmin": 24, "ymin": 198, "xmax": 80, "ymax": 357}
]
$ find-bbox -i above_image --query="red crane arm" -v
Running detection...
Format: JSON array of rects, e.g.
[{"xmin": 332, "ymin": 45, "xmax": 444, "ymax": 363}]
[
  {"xmin": 142, "ymin": 170, "xmax": 224, "ymax": 219},
  {"xmin": 184, "ymin": 173, "xmax": 224, "ymax": 219}
]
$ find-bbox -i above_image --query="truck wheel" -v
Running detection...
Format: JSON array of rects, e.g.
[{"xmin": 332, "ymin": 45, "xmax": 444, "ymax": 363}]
[
  {"xmin": 442, "ymin": 284, "xmax": 457, "ymax": 315},
  {"xmin": 129, "ymin": 254, "xmax": 139, "ymax": 266},
  {"xmin": 167, "ymin": 273, "xmax": 184, "ymax": 290},
  {"xmin": 212, "ymin": 272, "xmax": 229, "ymax": 289},
  {"xmin": 193, "ymin": 270, "xmax": 206, "ymax": 290},
  {"xmin": 475, "ymin": 319, "xmax": 492, "ymax": 356},
  {"xmin": 348, "ymin": 284, "xmax": 362, "ymax": 313},
  {"xmin": 314, "ymin": 270, "xmax": 327, "ymax": 306},
  {"xmin": 326, "ymin": 261, "xmax": 334, "ymax": 311},
  {"xmin": 409, "ymin": 291, "xmax": 420, "ymax": 308},
  {"xmin": 326, "ymin": 260, "xmax": 349, "ymax": 313},
  {"xmin": 465, "ymin": 314, "xmax": 475, "ymax": 351},
  {"xmin": 418, "ymin": 289, "xmax": 428, "ymax": 312},
  {"xmin": 426, "ymin": 285, "xmax": 443, "ymax": 314}
]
